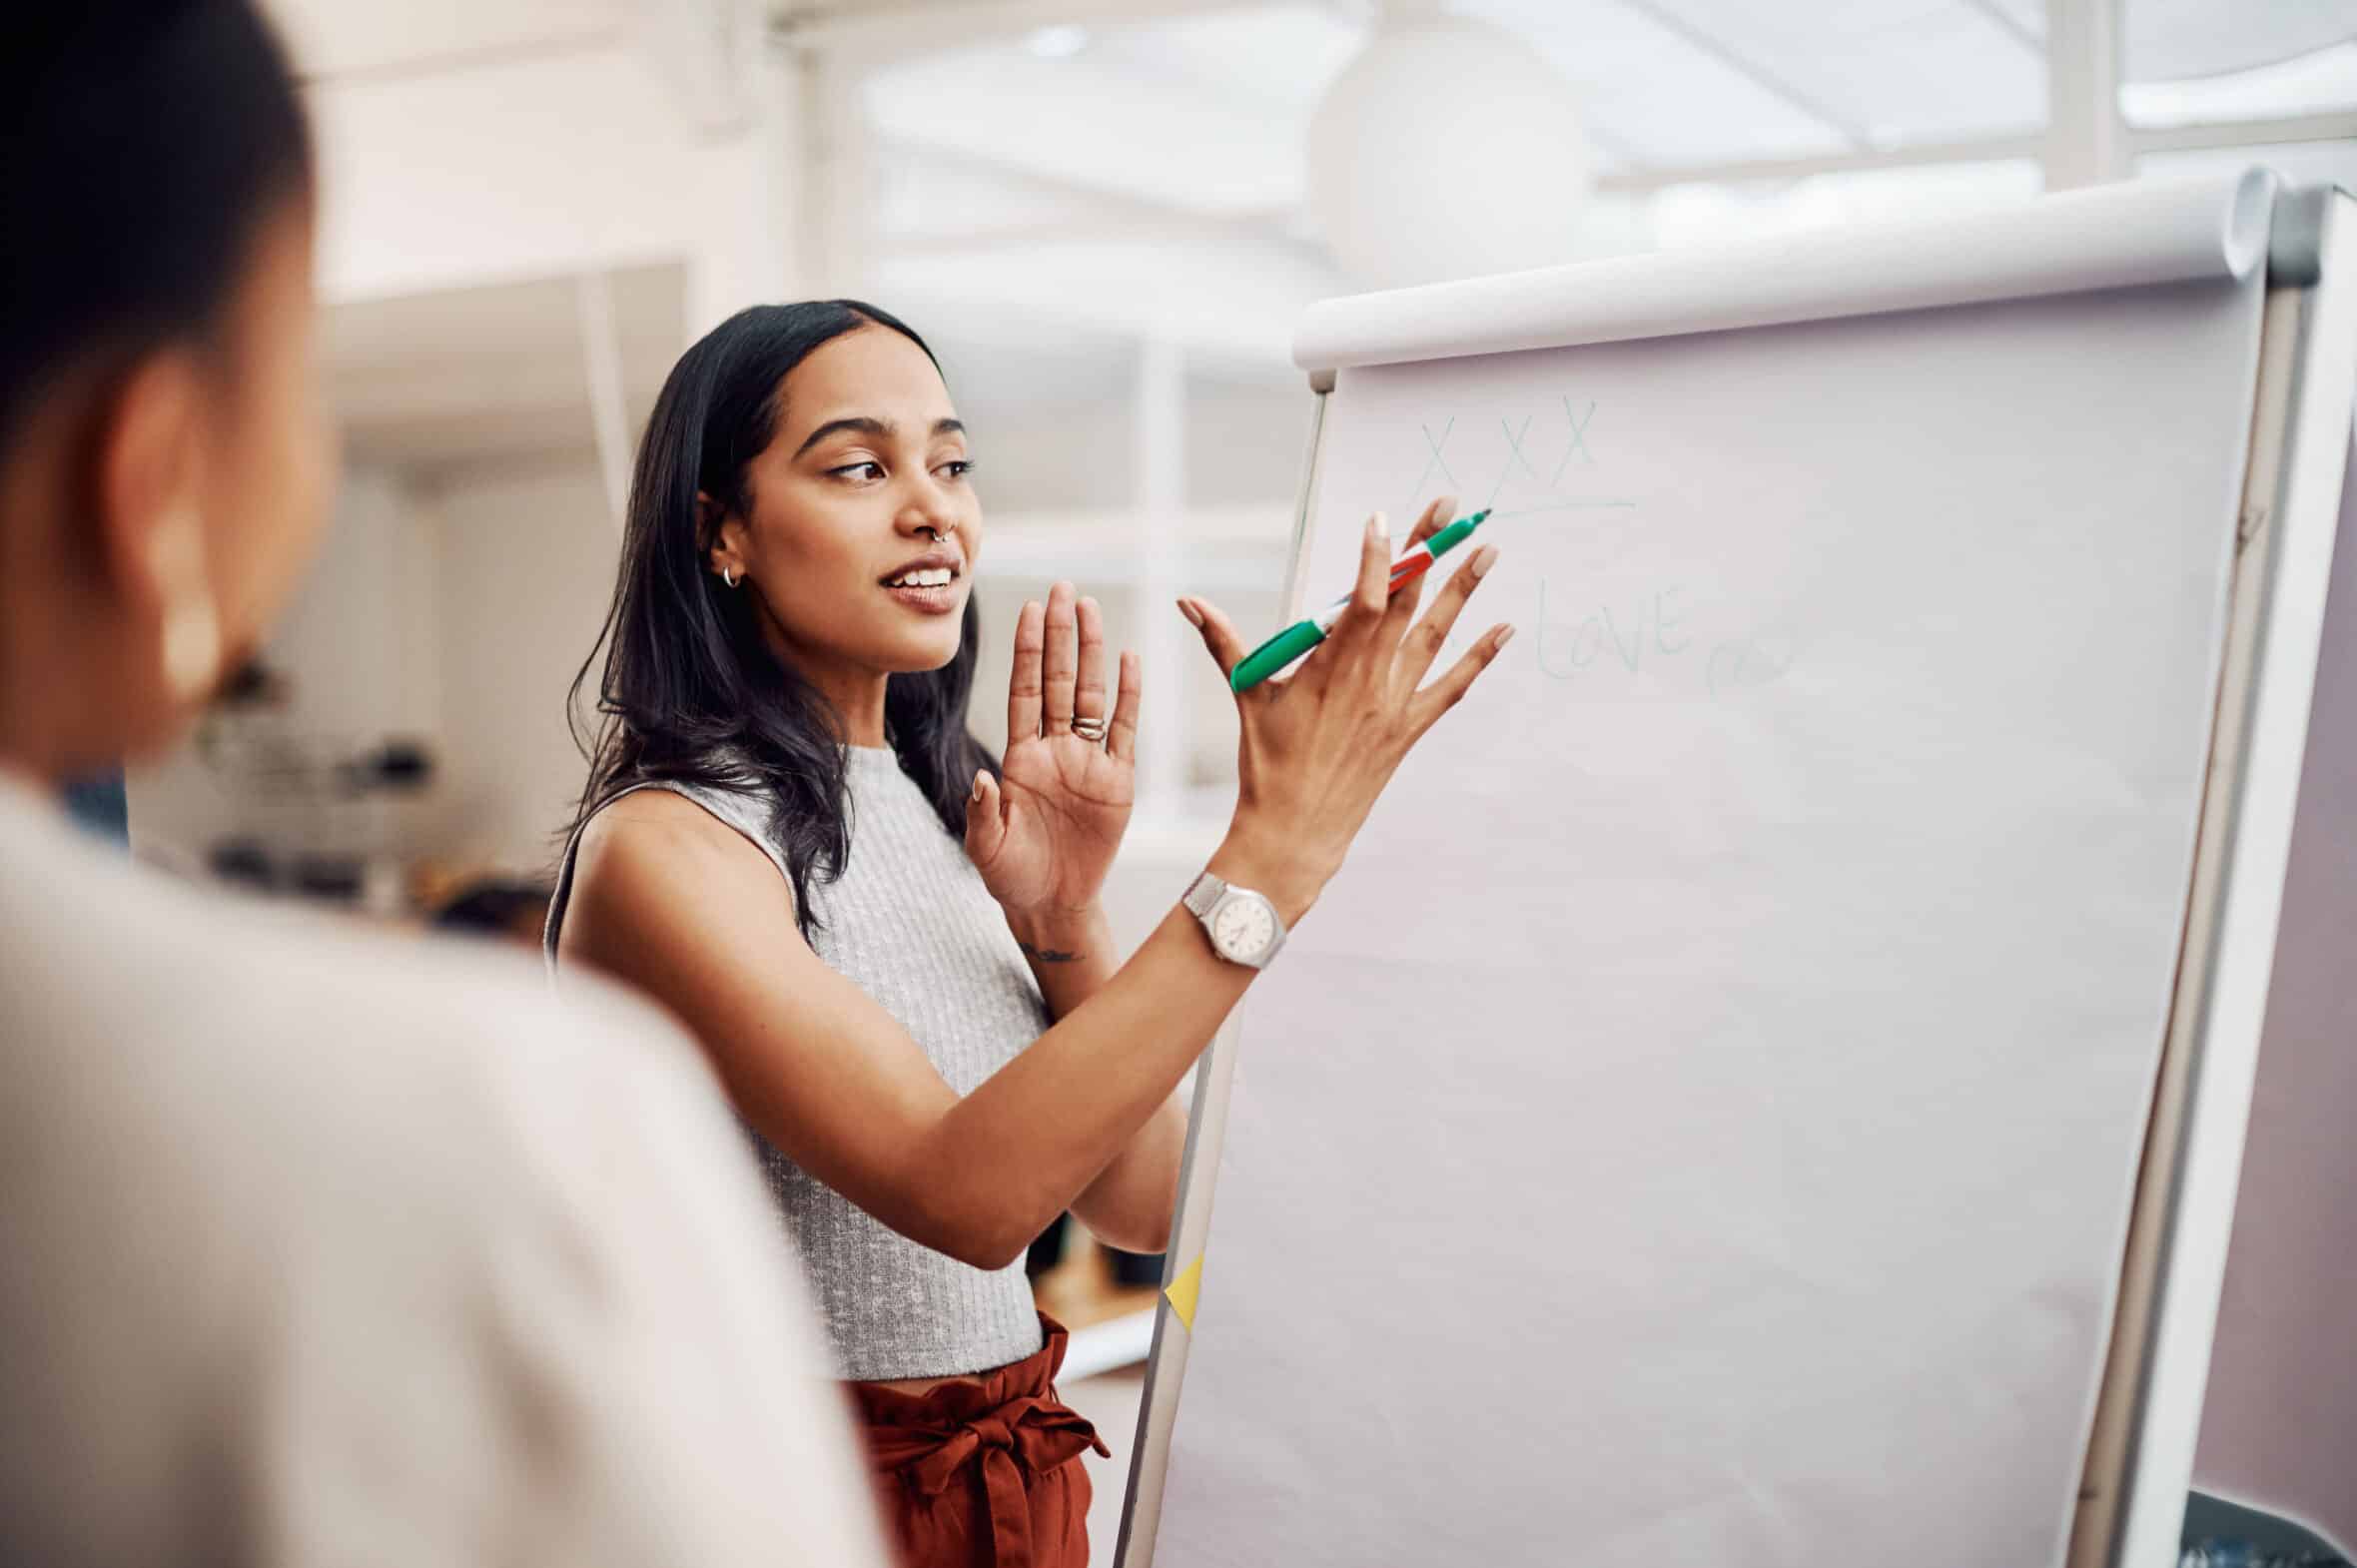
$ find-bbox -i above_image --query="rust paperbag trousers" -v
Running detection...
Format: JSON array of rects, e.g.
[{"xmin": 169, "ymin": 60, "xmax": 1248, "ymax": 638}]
[{"xmin": 849, "ymin": 1314, "xmax": 1110, "ymax": 1568}]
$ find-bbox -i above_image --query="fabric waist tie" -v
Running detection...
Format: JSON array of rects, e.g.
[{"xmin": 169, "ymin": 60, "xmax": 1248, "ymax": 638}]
[{"xmin": 849, "ymin": 1313, "xmax": 1108, "ymax": 1568}]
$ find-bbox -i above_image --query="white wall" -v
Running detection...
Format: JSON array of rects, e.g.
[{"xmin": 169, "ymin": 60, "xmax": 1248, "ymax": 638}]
[
  {"xmin": 421, "ymin": 460, "xmax": 621, "ymax": 872},
  {"xmin": 127, "ymin": 466, "xmax": 439, "ymax": 864},
  {"xmin": 153, "ymin": 15, "xmax": 806, "ymax": 877},
  {"xmin": 128, "ymin": 456, "xmax": 625, "ymax": 886},
  {"xmin": 271, "ymin": 466, "xmax": 440, "ymax": 742}
]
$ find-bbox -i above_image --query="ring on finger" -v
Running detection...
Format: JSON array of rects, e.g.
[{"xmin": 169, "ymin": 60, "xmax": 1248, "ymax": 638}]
[{"xmin": 1071, "ymin": 714, "xmax": 1109, "ymax": 744}]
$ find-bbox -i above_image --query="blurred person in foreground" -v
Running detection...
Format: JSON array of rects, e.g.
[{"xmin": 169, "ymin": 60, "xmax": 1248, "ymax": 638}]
[{"xmin": 0, "ymin": 5, "xmax": 887, "ymax": 1565}]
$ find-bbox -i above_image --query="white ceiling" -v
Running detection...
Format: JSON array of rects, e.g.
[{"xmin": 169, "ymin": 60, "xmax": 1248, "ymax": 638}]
[
  {"xmin": 860, "ymin": 0, "xmax": 2354, "ymax": 236},
  {"xmin": 271, "ymin": 0, "xmax": 2353, "ymax": 461},
  {"xmin": 854, "ymin": 0, "xmax": 2350, "ymax": 365},
  {"xmin": 268, "ymin": 0, "xmax": 631, "ymax": 80},
  {"xmin": 263, "ymin": 0, "xmax": 2354, "ymax": 271}
]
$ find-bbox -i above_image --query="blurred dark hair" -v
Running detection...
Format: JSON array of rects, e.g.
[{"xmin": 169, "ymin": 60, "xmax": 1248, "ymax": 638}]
[
  {"xmin": 0, "ymin": 0, "xmax": 313, "ymax": 444},
  {"xmin": 565, "ymin": 302, "xmax": 994, "ymax": 940}
]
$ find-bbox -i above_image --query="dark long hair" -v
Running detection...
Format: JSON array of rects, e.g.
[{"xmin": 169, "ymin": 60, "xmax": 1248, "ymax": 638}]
[
  {"xmin": 565, "ymin": 301, "xmax": 994, "ymax": 940},
  {"xmin": 0, "ymin": 0, "xmax": 312, "ymax": 441}
]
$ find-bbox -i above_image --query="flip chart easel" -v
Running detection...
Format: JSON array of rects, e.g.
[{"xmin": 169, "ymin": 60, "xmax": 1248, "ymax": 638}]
[{"xmin": 1116, "ymin": 175, "xmax": 2357, "ymax": 1568}]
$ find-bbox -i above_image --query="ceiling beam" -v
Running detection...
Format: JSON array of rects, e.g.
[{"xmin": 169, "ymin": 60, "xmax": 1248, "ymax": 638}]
[
  {"xmin": 877, "ymin": 136, "xmax": 1292, "ymax": 224},
  {"xmin": 2129, "ymin": 110, "xmax": 2357, "ymax": 155},
  {"xmin": 292, "ymin": 22, "xmax": 627, "ymax": 87},
  {"xmin": 873, "ymin": 136, "xmax": 1314, "ymax": 260},
  {"xmin": 1593, "ymin": 112, "xmax": 2354, "ymax": 195},
  {"xmin": 1594, "ymin": 132, "xmax": 2046, "ymax": 194},
  {"xmin": 769, "ymin": 0, "xmax": 1267, "ymax": 55},
  {"xmin": 886, "ymin": 210, "xmax": 1309, "ymax": 258}
]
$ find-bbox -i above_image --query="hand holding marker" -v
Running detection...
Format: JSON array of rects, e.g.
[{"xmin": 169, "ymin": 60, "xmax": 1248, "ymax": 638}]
[
  {"xmin": 1230, "ymin": 508, "xmax": 1493, "ymax": 691},
  {"xmin": 1175, "ymin": 493, "xmax": 1511, "ymax": 924}
]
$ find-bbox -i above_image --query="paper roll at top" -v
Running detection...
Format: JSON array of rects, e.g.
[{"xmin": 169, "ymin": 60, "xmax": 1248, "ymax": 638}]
[{"xmin": 1292, "ymin": 168, "xmax": 2278, "ymax": 373}]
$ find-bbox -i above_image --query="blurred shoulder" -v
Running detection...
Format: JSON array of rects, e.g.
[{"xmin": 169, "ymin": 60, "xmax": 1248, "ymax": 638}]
[
  {"xmin": 0, "ymin": 787, "xmax": 743, "ymax": 1229},
  {"xmin": 0, "ymin": 791, "xmax": 882, "ymax": 1565}
]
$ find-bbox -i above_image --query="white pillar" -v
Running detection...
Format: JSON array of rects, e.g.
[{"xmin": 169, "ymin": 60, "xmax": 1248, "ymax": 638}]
[
  {"xmin": 574, "ymin": 270, "xmax": 633, "ymax": 533},
  {"xmin": 685, "ymin": 47, "xmax": 802, "ymax": 330},
  {"xmin": 1134, "ymin": 335, "xmax": 1187, "ymax": 815},
  {"xmin": 791, "ymin": 46, "xmax": 874, "ymax": 299},
  {"xmin": 2045, "ymin": 0, "xmax": 2128, "ymax": 190}
]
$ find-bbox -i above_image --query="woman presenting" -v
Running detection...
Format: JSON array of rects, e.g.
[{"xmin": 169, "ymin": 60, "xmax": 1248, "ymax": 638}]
[{"xmin": 549, "ymin": 300, "xmax": 1510, "ymax": 1566}]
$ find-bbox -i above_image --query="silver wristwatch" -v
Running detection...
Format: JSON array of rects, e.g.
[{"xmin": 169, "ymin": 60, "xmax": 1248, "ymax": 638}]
[{"xmin": 1182, "ymin": 871, "xmax": 1287, "ymax": 969}]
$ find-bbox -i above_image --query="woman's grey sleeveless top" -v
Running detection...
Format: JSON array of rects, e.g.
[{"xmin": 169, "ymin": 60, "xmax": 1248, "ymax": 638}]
[{"xmin": 545, "ymin": 746, "xmax": 1048, "ymax": 1380}]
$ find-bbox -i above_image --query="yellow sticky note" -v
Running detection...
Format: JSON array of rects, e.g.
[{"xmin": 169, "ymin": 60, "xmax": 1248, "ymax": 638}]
[{"xmin": 1165, "ymin": 1252, "xmax": 1203, "ymax": 1331}]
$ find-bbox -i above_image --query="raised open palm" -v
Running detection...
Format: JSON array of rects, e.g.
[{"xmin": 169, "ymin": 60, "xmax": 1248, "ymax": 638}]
[{"xmin": 965, "ymin": 581, "xmax": 1141, "ymax": 917}]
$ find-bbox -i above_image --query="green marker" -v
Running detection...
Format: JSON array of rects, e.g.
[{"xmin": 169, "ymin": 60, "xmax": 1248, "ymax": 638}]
[{"xmin": 1229, "ymin": 509, "xmax": 1491, "ymax": 692}]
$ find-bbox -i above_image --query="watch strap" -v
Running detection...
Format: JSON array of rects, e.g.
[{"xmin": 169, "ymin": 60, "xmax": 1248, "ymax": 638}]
[{"xmin": 1182, "ymin": 870, "xmax": 1226, "ymax": 919}]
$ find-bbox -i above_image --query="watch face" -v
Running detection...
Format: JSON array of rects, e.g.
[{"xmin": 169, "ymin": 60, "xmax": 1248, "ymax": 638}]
[{"xmin": 1210, "ymin": 894, "xmax": 1276, "ymax": 959}]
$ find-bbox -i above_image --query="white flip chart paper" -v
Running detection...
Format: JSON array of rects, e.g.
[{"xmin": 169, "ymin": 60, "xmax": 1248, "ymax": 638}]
[{"xmin": 1157, "ymin": 257, "xmax": 2269, "ymax": 1563}]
